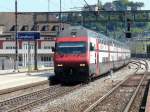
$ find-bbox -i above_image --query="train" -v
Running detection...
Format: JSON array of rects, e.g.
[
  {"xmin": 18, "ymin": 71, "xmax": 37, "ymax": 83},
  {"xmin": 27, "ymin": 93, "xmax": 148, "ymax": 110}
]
[{"xmin": 52, "ymin": 26, "xmax": 131, "ymax": 83}]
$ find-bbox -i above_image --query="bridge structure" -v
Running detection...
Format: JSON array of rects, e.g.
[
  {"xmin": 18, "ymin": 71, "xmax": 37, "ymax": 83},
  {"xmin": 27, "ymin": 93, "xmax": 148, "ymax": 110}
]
[
  {"xmin": 17, "ymin": 10, "xmax": 150, "ymax": 23},
  {"xmin": 17, "ymin": 10, "xmax": 150, "ymax": 37}
]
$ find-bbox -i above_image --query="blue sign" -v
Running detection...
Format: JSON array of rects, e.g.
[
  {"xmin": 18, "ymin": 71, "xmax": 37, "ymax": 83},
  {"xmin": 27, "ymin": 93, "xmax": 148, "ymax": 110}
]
[{"xmin": 17, "ymin": 32, "xmax": 40, "ymax": 40}]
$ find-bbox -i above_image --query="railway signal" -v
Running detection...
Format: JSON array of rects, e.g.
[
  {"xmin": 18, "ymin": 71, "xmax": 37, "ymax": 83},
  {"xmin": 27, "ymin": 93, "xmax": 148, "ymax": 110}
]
[{"xmin": 126, "ymin": 18, "xmax": 132, "ymax": 38}]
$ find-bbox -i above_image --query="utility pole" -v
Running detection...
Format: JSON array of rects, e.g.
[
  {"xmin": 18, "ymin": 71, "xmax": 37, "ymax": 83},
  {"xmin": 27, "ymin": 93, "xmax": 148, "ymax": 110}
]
[
  {"xmin": 59, "ymin": 0, "xmax": 62, "ymax": 31},
  {"xmin": 48, "ymin": 0, "xmax": 50, "ymax": 12},
  {"xmin": 14, "ymin": 0, "xmax": 18, "ymax": 71},
  {"xmin": 33, "ymin": 14, "xmax": 38, "ymax": 70}
]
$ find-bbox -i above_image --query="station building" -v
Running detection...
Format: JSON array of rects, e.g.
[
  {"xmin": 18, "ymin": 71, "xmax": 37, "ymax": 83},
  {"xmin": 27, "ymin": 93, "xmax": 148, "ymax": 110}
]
[{"xmin": 0, "ymin": 12, "xmax": 70, "ymax": 70}]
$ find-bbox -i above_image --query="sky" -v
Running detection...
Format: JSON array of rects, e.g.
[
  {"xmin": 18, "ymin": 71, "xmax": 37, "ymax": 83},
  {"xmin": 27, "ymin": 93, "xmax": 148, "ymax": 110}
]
[{"xmin": 0, "ymin": 0, "xmax": 149, "ymax": 12}]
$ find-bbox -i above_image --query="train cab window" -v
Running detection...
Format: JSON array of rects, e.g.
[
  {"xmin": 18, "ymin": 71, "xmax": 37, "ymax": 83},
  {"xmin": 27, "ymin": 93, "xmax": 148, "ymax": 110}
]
[
  {"xmin": 56, "ymin": 42, "xmax": 86, "ymax": 54},
  {"xmin": 90, "ymin": 43, "xmax": 94, "ymax": 51}
]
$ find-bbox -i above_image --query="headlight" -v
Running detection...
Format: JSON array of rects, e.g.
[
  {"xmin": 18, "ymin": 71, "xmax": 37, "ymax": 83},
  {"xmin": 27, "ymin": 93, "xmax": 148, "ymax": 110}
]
[
  {"xmin": 80, "ymin": 64, "xmax": 85, "ymax": 67},
  {"xmin": 57, "ymin": 64, "xmax": 63, "ymax": 67}
]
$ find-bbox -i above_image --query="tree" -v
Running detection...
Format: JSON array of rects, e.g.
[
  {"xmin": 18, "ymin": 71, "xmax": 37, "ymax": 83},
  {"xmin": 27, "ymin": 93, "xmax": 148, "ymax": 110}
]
[
  {"xmin": 128, "ymin": 2, "xmax": 144, "ymax": 10},
  {"xmin": 120, "ymin": 0, "xmax": 129, "ymax": 5}
]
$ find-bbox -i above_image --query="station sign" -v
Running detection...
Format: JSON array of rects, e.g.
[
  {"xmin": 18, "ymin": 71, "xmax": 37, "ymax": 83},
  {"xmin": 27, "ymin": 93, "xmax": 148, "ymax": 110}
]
[{"xmin": 17, "ymin": 32, "xmax": 40, "ymax": 40}]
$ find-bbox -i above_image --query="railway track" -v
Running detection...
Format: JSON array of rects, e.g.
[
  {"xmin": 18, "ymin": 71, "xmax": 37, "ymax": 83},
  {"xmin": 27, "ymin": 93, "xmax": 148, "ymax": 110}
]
[
  {"xmin": 0, "ymin": 83, "xmax": 81, "ymax": 112},
  {"xmin": 0, "ymin": 80, "xmax": 49, "ymax": 96},
  {"xmin": 83, "ymin": 60, "xmax": 148, "ymax": 112}
]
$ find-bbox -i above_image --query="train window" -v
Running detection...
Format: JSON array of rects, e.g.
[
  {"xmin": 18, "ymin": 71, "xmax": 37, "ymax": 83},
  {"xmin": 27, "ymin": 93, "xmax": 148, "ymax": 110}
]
[
  {"xmin": 102, "ymin": 57, "xmax": 108, "ymax": 63},
  {"xmin": 90, "ymin": 43, "xmax": 94, "ymax": 51},
  {"xmin": 41, "ymin": 56, "xmax": 51, "ymax": 62},
  {"xmin": 19, "ymin": 56, "xmax": 22, "ymax": 62},
  {"xmin": 104, "ymin": 41, "xmax": 106, "ymax": 45},
  {"xmin": 101, "ymin": 40, "xmax": 103, "ymax": 44}
]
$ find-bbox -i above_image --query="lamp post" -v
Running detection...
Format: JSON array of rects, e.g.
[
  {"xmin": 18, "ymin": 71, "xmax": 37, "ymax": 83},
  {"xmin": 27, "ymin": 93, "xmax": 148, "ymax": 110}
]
[
  {"xmin": 14, "ymin": 0, "xmax": 18, "ymax": 71},
  {"xmin": 33, "ymin": 14, "xmax": 38, "ymax": 70}
]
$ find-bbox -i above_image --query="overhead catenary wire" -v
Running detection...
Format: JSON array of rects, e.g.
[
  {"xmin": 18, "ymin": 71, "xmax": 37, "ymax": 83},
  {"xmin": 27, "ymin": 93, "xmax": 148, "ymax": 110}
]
[{"xmin": 83, "ymin": 0, "xmax": 93, "ymax": 11}]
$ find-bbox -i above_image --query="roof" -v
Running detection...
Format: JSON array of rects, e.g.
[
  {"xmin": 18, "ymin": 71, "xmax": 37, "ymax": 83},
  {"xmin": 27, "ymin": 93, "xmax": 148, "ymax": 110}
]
[{"xmin": 0, "ymin": 12, "xmax": 67, "ymax": 33}]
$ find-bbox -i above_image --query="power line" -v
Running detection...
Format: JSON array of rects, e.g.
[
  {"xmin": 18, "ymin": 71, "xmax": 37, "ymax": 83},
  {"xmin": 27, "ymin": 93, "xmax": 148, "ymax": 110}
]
[{"xmin": 83, "ymin": 0, "xmax": 93, "ymax": 11}]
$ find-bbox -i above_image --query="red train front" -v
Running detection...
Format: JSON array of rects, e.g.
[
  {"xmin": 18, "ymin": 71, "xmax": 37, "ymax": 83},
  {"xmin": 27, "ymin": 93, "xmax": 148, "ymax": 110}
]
[
  {"xmin": 53, "ymin": 26, "xmax": 90, "ymax": 82},
  {"xmin": 53, "ymin": 26, "xmax": 131, "ymax": 83}
]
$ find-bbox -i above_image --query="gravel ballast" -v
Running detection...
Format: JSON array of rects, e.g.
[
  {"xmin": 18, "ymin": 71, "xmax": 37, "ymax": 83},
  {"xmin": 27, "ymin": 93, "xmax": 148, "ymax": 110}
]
[{"xmin": 31, "ymin": 63, "xmax": 139, "ymax": 112}]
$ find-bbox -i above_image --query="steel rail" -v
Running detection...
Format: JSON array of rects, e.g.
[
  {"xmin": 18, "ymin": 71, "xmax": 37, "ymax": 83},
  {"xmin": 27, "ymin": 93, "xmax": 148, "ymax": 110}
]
[
  {"xmin": 123, "ymin": 72, "xmax": 147, "ymax": 112},
  {"xmin": 0, "ymin": 85, "xmax": 58, "ymax": 107},
  {"xmin": 83, "ymin": 75, "xmax": 131, "ymax": 112},
  {"xmin": 129, "ymin": 61, "xmax": 141, "ymax": 74},
  {"xmin": 123, "ymin": 60, "xmax": 148, "ymax": 112},
  {"xmin": 6, "ymin": 84, "xmax": 81, "ymax": 112},
  {"xmin": 83, "ymin": 61, "xmax": 143, "ymax": 112},
  {"xmin": 0, "ymin": 80, "xmax": 49, "ymax": 95}
]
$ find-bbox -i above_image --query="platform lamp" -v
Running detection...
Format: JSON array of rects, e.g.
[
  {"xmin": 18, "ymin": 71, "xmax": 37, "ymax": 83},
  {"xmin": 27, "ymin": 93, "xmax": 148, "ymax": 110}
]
[{"xmin": 14, "ymin": 0, "xmax": 18, "ymax": 72}]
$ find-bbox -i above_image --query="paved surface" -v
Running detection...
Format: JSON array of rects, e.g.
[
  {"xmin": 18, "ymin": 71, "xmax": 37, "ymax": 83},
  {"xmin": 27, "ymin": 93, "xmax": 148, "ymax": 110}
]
[
  {"xmin": 0, "ymin": 67, "xmax": 54, "ymax": 75},
  {"xmin": 0, "ymin": 70, "xmax": 54, "ymax": 91}
]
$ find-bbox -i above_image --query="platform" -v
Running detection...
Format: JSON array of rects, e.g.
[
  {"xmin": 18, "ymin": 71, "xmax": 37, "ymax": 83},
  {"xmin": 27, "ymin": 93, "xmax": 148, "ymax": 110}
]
[
  {"xmin": 0, "ymin": 67, "xmax": 53, "ymax": 75},
  {"xmin": 0, "ymin": 70, "xmax": 53, "ymax": 94}
]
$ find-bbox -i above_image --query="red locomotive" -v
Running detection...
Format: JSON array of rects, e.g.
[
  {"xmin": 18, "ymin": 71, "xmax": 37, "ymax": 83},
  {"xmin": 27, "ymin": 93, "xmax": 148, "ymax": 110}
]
[{"xmin": 53, "ymin": 26, "xmax": 130, "ymax": 82}]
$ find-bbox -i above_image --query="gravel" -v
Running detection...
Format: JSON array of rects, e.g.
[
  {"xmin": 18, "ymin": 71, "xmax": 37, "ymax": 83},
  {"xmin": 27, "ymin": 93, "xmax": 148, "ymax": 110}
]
[
  {"xmin": 31, "ymin": 63, "xmax": 138, "ymax": 112},
  {"xmin": 91, "ymin": 75, "xmax": 142, "ymax": 112},
  {"xmin": 129, "ymin": 78, "xmax": 149, "ymax": 112}
]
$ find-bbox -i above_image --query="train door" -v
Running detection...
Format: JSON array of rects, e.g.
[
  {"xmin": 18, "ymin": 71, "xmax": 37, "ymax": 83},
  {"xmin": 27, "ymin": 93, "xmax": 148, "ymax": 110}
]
[
  {"xmin": 96, "ymin": 39, "xmax": 100, "ymax": 75},
  {"xmin": 89, "ymin": 38, "xmax": 99, "ymax": 76}
]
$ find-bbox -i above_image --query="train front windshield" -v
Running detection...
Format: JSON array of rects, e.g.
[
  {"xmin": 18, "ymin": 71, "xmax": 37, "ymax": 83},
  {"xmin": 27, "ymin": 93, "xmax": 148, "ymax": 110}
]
[{"xmin": 56, "ymin": 42, "xmax": 86, "ymax": 54}]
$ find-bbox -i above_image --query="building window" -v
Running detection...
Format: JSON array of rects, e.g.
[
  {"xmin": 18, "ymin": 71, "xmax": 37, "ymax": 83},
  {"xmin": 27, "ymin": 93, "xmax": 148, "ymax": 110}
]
[
  {"xmin": 51, "ymin": 25, "xmax": 59, "ymax": 31},
  {"xmin": 6, "ymin": 37, "xmax": 15, "ymax": 41},
  {"xmin": 41, "ymin": 25, "xmax": 49, "ymax": 31},
  {"xmin": 10, "ymin": 25, "xmax": 16, "ymax": 31},
  {"xmin": 44, "ymin": 46, "xmax": 51, "ymax": 49},
  {"xmin": 31, "ymin": 25, "xmax": 39, "ymax": 31},
  {"xmin": 6, "ymin": 46, "xmax": 16, "ymax": 49},
  {"xmin": 41, "ymin": 56, "xmax": 51, "ymax": 62},
  {"xmin": 21, "ymin": 25, "xmax": 29, "ymax": 31},
  {"xmin": 19, "ymin": 56, "xmax": 22, "ymax": 62},
  {"xmin": 10, "ymin": 25, "xmax": 19, "ymax": 31}
]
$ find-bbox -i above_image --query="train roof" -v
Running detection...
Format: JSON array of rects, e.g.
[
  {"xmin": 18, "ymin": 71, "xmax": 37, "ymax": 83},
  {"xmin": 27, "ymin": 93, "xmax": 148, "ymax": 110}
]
[{"xmin": 59, "ymin": 26, "xmax": 129, "ymax": 49}]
